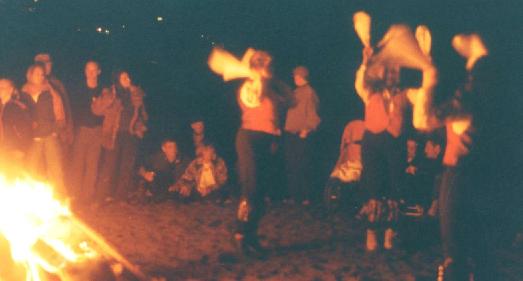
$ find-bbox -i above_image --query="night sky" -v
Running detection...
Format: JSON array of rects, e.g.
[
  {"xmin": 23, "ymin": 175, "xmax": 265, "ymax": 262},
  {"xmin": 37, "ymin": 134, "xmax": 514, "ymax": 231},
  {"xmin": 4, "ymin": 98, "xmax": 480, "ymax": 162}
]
[{"xmin": 0, "ymin": 0, "xmax": 522, "ymax": 202}]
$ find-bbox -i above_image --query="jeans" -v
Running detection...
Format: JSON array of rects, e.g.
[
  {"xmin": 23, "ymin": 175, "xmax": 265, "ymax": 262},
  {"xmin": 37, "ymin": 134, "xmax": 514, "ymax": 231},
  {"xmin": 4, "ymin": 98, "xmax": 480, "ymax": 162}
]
[
  {"xmin": 27, "ymin": 134, "xmax": 65, "ymax": 196},
  {"xmin": 69, "ymin": 126, "xmax": 102, "ymax": 203}
]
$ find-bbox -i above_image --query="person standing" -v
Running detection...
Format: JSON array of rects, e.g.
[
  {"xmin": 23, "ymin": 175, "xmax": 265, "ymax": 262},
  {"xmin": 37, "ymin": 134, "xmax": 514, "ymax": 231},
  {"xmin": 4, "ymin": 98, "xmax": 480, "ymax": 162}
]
[
  {"xmin": 34, "ymin": 53, "xmax": 74, "ymax": 149},
  {"xmin": 0, "ymin": 78, "xmax": 32, "ymax": 167},
  {"xmin": 436, "ymin": 33, "xmax": 496, "ymax": 281},
  {"xmin": 233, "ymin": 50, "xmax": 291, "ymax": 256},
  {"xmin": 22, "ymin": 63, "xmax": 66, "ymax": 196},
  {"xmin": 69, "ymin": 61, "xmax": 104, "ymax": 204},
  {"xmin": 96, "ymin": 70, "xmax": 148, "ymax": 201},
  {"xmin": 284, "ymin": 66, "xmax": 321, "ymax": 205},
  {"xmin": 355, "ymin": 42, "xmax": 437, "ymax": 251}
]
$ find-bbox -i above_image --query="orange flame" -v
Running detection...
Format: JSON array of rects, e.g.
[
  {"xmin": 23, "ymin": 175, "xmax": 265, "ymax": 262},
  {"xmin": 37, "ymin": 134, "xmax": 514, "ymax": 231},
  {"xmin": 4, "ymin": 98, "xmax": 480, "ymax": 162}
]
[
  {"xmin": 0, "ymin": 173, "xmax": 148, "ymax": 281},
  {"xmin": 353, "ymin": 11, "xmax": 371, "ymax": 47}
]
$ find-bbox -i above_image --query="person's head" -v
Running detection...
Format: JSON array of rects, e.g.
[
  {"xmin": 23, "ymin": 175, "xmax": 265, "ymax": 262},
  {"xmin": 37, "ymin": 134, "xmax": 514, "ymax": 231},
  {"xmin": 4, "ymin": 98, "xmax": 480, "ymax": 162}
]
[
  {"xmin": 112, "ymin": 70, "xmax": 132, "ymax": 89},
  {"xmin": 34, "ymin": 53, "xmax": 53, "ymax": 76},
  {"xmin": 161, "ymin": 139, "xmax": 178, "ymax": 162},
  {"xmin": 293, "ymin": 66, "xmax": 309, "ymax": 87},
  {"xmin": 0, "ymin": 79, "xmax": 15, "ymax": 104},
  {"xmin": 26, "ymin": 64, "xmax": 46, "ymax": 86},
  {"xmin": 249, "ymin": 50, "xmax": 272, "ymax": 79},
  {"xmin": 190, "ymin": 119, "xmax": 205, "ymax": 135},
  {"xmin": 197, "ymin": 141, "xmax": 216, "ymax": 163},
  {"xmin": 384, "ymin": 66, "xmax": 400, "ymax": 89},
  {"xmin": 407, "ymin": 139, "xmax": 418, "ymax": 159},
  {"xmin": 424, "ymin": 139, "xmax": 442, "ymax": 160},
  {"xmin": 84, "ymin": 60, "xmax": 101, "ymax": 81}
]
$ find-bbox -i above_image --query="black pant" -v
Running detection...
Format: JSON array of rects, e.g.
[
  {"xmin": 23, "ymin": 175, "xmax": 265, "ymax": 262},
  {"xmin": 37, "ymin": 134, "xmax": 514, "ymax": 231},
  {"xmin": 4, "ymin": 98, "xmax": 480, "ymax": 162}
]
[
  {"xmin": 235, "ymin": 129, "xmax": 275, "ymax": 239},
  {"xmin": 284, "ymin": 132, "xmax": 313, "ymax": 202},
  {"xmin": 439, "ymin": 166, "xmax": 496, "ymax": 281},
  {"xmin": 360, "ymin": 131, "xmax": 405, "ymax": 229},
  {"xmin": 97, "ymin": 132, "xmax": 138, "ymax": 201}
]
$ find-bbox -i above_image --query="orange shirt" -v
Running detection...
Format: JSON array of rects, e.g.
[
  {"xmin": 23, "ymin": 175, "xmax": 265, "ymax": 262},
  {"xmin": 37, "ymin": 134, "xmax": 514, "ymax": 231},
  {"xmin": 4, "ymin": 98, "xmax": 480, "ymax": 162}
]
[{"xmin": 239, "ymin": 95, "xmax": 279, "ymax": 135}]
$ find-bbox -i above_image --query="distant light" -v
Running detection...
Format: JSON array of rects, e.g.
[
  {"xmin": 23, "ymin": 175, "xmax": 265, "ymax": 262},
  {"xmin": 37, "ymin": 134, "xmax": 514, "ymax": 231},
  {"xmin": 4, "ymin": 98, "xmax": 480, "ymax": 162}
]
[
  {"xmin": 104, "ymin": 29, "xmax": 110, "ymax": 35},
  {"xmin": 122, "ymin": 24, "xmax": 126, "ymax": 29},
  {"xmin": 157, "ymin": 16, "xmax": 164, "ymax": 22},
  {"xmin": 200, "ymin": 34, "xmax": 204, "ymax": 39},
  {"xmin": 96, "ymin": 27, "xmax": 103, "ymax": 33},
  {"xmin": 34, "ymin": 0, "xmax": 39, "ymax": 2}
]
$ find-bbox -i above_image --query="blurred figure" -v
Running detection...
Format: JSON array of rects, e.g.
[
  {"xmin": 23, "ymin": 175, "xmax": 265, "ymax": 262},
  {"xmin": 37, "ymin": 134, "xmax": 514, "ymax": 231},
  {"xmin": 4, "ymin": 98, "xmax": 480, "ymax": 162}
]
[
  {"xmin": 284, "ymin": 66, "xmax": 321, "ymax": 205},
  {"xmin": 96, "ymin": 70, "xmax": 148, "ymax": 201},
  {"xmin": 324, "ymin": 119, "xmax": 364, "ymax": 212},
  {"xmin": 34, "ymin": 53, "xmax": 74, "ymax": 148},
  {"xmin": 68, "ymin": 61, "xmax": 104, "ymax": 204},
  {"xmin": 436, "ymin": 33, "xmax": 496, "ymax": 281},
  {"xmin": 233, "ymin": 50, "xmax": 292, "ymax": 257},
  {"xmin": 0, "ymin": 78, "xmax": 32, "ymax": 166},
  {"xmin": 190, "ymin": 117, "xmax": 206, "ymax": 157},
  {"xmin": 355, "ymin": 43, "xmax": 437, "ymax": 251},
  {"xmin": 22, "ymin": 63, "xmax": 66, "ymax": 195},
  {"xmin": 170, "ymin": 141, "xmax": 228, "ymax": 201},
  {"xmin": 139, "ymin": 139, "xmax": 188, "ymax": 202}
]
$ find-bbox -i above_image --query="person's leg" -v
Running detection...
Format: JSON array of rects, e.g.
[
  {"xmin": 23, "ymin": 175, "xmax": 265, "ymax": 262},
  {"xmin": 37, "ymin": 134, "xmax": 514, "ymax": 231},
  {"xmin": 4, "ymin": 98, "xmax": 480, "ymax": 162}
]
[
  {"xmin": 235, "ymin": 130, "xmax": 258, "ymax": 240},
  {"xmin": 114, "ymin": 133, "xmax": 138, "ymax": 200},
  {"xmin": 82, "ymin": 127, "xmax": 102, "ymax": 203},
  {"xmin": 26, "ymin": 140, "xmax": 44, "ymax": 180},
  {"xmin": 96, "ymin": 140, "xmax": 119, "ymax": 202},
  {"xmin": 439, "ymin": 167, "xmax": 468, "ymax": 281},
  {"xmin": 69, "ymin": 127, "xmax": 89, "ymax": 200},
  {"xmin": 360, "ymin": 132, "xmax": 385, "ymax": 250},
  {"xmin": 234, "ymin": 130, "xmax": 272, "ymax": 255},
  {"xmin": 44, "ymin": 136, "xmax": 65, "ymax": 197},
  {"xmin": 284, "ymin": 133, "xmax": 306, "ymax": 202},
  {"xmin": 382, "ymin": 134, "xmax": 405, "ymax": 249}
]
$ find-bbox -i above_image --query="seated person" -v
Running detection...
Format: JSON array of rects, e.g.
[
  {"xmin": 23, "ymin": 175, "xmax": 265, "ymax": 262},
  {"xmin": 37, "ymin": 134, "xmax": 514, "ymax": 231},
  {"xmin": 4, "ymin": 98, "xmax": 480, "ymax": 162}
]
[
  {"xmin": 324, "ymin": 119, "xmax": 365, "ymax": 211},
  {"xmin": 169, "ymin": 141, "xmax": 228, "ymax": 200},
  {"xmin": 419, "ymin": 132, "xmax": 444, "ymax": 217},
  {"xmin": 401, "ymin": 137, "xmax": 424, "ymax": 216},
  {"xmin": 138, "ymin": 138, "xmax": 188, "ymax": 201}
]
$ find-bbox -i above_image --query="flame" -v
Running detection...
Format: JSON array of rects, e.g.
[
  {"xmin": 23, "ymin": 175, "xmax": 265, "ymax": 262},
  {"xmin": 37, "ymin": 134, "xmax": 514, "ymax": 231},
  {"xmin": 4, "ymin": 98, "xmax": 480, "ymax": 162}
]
[
  {"xmin": 0, "ymin": 174, "xmax": 103, "ymax": 280},
  {"xmin": 353, "ymin": 11, "xmax": 371, "ymax": 47}
]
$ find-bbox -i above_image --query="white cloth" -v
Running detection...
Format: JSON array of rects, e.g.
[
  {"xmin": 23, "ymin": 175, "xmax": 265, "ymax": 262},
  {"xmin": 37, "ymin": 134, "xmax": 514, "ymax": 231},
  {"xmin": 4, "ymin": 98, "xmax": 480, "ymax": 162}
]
[{"xmin": 197, "ymin": 163, "xmax": 216, "ymax": 196}]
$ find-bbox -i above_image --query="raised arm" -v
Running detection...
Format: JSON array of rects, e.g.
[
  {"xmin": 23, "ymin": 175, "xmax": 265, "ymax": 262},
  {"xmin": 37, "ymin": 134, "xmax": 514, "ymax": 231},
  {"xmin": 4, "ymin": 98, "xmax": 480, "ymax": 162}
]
[{"xmin": 354, "ymin": 47, "xmax": 373, "ymax": 104}]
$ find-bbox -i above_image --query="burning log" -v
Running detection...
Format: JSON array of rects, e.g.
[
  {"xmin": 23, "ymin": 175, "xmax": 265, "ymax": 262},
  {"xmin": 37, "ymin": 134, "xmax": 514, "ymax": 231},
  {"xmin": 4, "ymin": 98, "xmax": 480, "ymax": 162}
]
[{"xmin": 0, "ymin": 173, "xmax": 156, "ymax": 281}]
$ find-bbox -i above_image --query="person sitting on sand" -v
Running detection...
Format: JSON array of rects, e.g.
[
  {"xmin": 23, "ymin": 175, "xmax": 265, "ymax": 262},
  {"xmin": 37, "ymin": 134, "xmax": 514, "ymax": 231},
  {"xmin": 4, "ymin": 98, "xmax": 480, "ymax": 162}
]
[{"xmin": 169, "ymin": 141, "xmax": 228, "ymax": 200}]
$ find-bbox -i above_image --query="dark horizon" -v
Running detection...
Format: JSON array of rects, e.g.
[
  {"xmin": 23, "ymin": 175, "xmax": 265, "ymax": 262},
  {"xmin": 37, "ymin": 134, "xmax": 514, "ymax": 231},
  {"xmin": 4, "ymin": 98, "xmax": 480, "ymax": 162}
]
[{"xmin": 1, "ymin": 0, "xmax": 521, "ymax": 186}]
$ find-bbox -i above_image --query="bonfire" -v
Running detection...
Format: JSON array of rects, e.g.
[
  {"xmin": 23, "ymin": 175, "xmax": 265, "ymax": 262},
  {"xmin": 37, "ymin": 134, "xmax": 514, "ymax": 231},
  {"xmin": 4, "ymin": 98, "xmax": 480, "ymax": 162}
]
[{"xmin": 0, "ymin": 172, "xmax": 152, "ymax": 281}]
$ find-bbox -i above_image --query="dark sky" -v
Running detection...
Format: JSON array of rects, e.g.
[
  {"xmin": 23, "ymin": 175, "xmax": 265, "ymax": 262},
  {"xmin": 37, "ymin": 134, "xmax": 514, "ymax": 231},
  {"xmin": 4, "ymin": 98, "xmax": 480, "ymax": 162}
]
[{"xmin": 0, "ymin": 0, "xmax": 522, "ymax": 185}]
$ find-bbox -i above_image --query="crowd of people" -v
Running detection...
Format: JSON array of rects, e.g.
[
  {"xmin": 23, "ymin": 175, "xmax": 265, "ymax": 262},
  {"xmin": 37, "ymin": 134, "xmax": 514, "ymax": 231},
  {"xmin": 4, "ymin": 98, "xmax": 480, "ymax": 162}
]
[{"xmin": 0, "ymin": 20, "xmax": 498, "ymax": 281}]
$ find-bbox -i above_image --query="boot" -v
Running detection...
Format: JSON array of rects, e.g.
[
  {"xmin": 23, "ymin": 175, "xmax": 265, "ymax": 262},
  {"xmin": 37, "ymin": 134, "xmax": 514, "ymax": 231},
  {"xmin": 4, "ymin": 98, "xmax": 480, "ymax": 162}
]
[
  {"xmin": 384, "ymin": 228, "xmax": 395, "ymax": 250},
  {"xmin": 366, "ymin": 229, "xmax": 378, "ymax": 251}
]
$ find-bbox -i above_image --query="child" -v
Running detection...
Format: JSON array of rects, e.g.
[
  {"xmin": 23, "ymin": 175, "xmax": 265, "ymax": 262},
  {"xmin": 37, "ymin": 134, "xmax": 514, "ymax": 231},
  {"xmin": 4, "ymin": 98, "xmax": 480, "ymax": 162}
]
[{"xmin": 170, "ymin": 141, "xmax": 228, "ymax": 200}]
